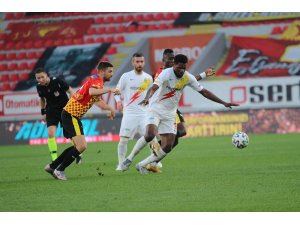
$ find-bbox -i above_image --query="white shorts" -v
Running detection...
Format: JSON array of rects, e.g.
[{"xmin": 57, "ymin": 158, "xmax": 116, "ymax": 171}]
[
  {"xmin": 146, "ymin": 110, "xmax": 177, "ymax": 134},
  {"xmin": 119, "ymin": 113, "xmax": 146, "ymax": 139}
]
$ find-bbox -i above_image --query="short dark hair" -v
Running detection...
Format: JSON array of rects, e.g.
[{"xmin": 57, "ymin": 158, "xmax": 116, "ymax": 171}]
[
  {"xmin": 97, "ymin": 61, "xmax": 113, "ymax": 71},
  {"xmin": 174, "ymin": 54, "xmax": 188, "ymax": 64},
  {"xmin": 132, "ymin": 52, "xmax": 144, "ymax": 58},
  {"xmin": 34, "ymin": 67, "xmax": 47, "ymax": 74},
  {"xmin": 163, "ymin": 49, "xmax": 174, "ymax": 55}
]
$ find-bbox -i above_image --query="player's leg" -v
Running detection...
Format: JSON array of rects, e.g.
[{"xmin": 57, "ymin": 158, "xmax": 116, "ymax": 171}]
[
  {"xmin": 173, "ymin": 109, "xmax": 187, "ymax": 149},
  {"xmin": 47, "ymin": 125, "xmax": 58, "ymax": 161},
  {"xmin": 116, "ymin": 114, "xmax": 137, "ymax": 170},
  {"xmin": 136, "ymin": 116, "xmax": 177, "ymax": 174},
  {"xmin": 136, "ymin": 133, "xmax": 175, "ymax": 174},
  {"xmin": 116, "ymin": 136, "xmax": 129, "ymax": 170},
  {"xmin": 45, "ymin": 110, "xmax": 85, "ymax": 180},
  {"xmin": 121, "ymin": 123, "xmax": 157, "ymax": 171}
]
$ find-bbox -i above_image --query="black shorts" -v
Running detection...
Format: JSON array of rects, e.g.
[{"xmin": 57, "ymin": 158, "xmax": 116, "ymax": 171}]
[
  {"xmin": 176, "ymin": 109, "xmax": 185, "ymax": 123},
  {"xmin": 46, "ymin": 110, "xmax": 63, "ymax": 127},
  {"xmin": 61, "ymin": 110, "xmax": 84, "ymax": 139}
]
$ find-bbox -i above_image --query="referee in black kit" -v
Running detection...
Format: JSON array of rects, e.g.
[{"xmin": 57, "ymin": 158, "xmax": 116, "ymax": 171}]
[{"xmin": 35, "ymin": 68, "xmax": 81, "ymax": 163}]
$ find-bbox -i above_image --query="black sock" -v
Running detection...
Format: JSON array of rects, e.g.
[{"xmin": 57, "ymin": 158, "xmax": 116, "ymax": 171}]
[
  {"xmin": 50, "ymin": 146, "xmax": 74, "ymax": 169},
  {"xmin": 172, "ymin": 135, "xmax": 179, "ymax": 148},
  {"xmin": 57, "ymin": 147, "xmax": 80, "ymax": 171}
]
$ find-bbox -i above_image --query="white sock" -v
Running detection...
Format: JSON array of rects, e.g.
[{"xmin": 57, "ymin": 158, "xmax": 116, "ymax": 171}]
[
  {"xmin": 127, "ymin": 136, "xmax": 148, "ymax": 161},
  {"xmin": 118, "ymin": 137, "xmax": 128, "ymax": 166},
  {"xmin": 139, "ymin": 148, "xmax": 167, "ymax": 167}
]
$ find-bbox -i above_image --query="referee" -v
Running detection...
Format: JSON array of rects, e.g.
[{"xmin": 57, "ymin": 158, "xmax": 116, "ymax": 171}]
[{"xmin": 35, "ymin": 68, "xmax": 81, "ymax": 163}]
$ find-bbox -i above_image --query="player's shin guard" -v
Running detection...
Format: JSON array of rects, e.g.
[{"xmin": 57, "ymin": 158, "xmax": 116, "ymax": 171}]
[
  {"xmin": 48, "ymin": 137, "xmax": 58, "ymax": 161},
  {"xmin": 56, "ymin": 147, "xmax": 80, "ymax": 171}
]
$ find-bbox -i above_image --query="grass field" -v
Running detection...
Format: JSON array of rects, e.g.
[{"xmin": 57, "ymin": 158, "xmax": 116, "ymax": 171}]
[{"xmin": 0, "ymin": 133, "xmax": 299, "ymax": 212}]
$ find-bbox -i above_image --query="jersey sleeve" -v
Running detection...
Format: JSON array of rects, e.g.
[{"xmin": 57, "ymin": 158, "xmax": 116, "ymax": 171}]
[
  {"xmin": 154, "ymin": 70, "xmax": 168, "ymax": 87},
  {"xmin": 188, "ymin": 73, "xmax": 204, "ymax": 92},
  {"xmin": 36, "ymin": 85, "xmax": 43, "ymax": 97},
  {"xmin": 57, "ymin": 78, "xmax": 70, "ymax": 91}
]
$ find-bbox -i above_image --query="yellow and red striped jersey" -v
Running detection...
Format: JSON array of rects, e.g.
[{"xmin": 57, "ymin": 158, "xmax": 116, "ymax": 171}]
[{"xmin": 64, "ymin": 75, "xmax": 103, "ymax": 118}]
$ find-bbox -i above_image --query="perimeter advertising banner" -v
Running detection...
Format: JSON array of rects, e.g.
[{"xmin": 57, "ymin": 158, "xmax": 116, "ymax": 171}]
[
  {"xmin": 0, "ymin": 108, "xmax": 299, "ymax": 146},
  {"xmin": 0, "ymin": 114, "xmax": 122, "ymax": 146},
  {"xmin": 174, "ymin": 12, "xmax": 300, "ymax": 26},
  {"xmin": 149, "ymin": 34, "xmax": 214, "ymax": 74},
  {"xmin": 1, "ymin": 76, "xmax": 300, "ymax": 118},
  {"xmin": 217, "ymin": 36, "xmax": 300, "ymax": 78},
  {"xmin": 5, "ymin": 19, "xmax": 93, "ymax": 42}
]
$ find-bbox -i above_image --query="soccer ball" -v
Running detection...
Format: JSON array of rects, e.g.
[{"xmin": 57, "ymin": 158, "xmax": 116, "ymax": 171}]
[{"xmin": 232, "ymin": 131, "xmax": 249, "ymax": 149}]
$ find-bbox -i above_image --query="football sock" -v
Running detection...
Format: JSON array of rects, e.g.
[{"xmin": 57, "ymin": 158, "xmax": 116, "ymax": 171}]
[
  {"xmin": 48, "ymin": 137, "xmax": 58, "ymax": 161},
  {"xmin": 127, "ymin": 136, "xmax": 148, "ymax": 161},
  {"xmin": 172, "ymin": 135, "xmax": 179, "ymax": 148},
  {"xmin": 139, "ymin": 148, "xmax": 167, "ymax": 167},
  {"xmin": 49, "ymin": 146, "xmax": 74, "ymax": 169},
  {"xmin": 118, "ymin": 137, "xmax": 128, "ymax": 166},
  {"xmin": 57, "ymin": 147, "xmax": 80, "ymax": 171}
]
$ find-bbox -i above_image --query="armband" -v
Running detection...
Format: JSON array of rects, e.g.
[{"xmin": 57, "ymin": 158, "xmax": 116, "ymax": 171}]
[
  {"xmin": 199, "ymin": 72, "xmax": 206, "ymax": 79},
  {"xmin": 41, "ymin": 109, "xmax": 46, "ymax": 115}
]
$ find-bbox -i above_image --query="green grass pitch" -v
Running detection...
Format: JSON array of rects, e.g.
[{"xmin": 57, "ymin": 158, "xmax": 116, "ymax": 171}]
[{"xmin": 0, "ymin": 133, "xmax": 299, "ymax": 212}]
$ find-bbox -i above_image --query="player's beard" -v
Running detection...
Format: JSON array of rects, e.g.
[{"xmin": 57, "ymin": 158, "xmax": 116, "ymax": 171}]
[{"xmin": 135, "ymin": 67, "xmax": 143, "ymax": 73}]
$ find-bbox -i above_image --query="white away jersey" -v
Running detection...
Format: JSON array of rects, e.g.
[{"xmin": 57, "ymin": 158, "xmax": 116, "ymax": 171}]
[
  {"xmin": 149, "ymin": 67, "xmax": 203, "ymax": 117},
  {"xmin": 116, "ymin": 70, "xmax": 153, "ymax": 114}
]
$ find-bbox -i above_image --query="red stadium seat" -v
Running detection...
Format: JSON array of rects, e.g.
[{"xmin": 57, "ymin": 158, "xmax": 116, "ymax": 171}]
[
  {"xmin": 104, "ymin": 16, "xmax": 114, "ymax": 24},
  {"xmin": 104, "ymin": 36, "xmax": 114, "ymax": 43},
  {"xmin": 18, "ymin": 62, "xmax": 28, "ymax": 70},
  {"xmin": 0, "ymin": 74, "xmax": 9, "ymax": 82},
  {"xmin": 28, "ymin": 62, "xmax": 36, "ymax": 70},
  {"xmin": 54, "ymin": 39, "xmax": 63, "ymax": 46},
  {"xmin": 63, "ymin": 39, "xmax": 73, "ymax": 45},
  {"xmin": 24, "ymin": 41, "xmax": 33, "ymax": 49},
  {"xmin": 44, "ymin": 39, "xmax": 54, "ymax": 47},
  {"xmin": 124, "ymin": 14, "xmax": 134, "ymax": 22},
  {"xmin": 73, "ymin": 38, "xmax": 83, "ymax": 45},
  {"xmin": 7, "ymin": 53, "xmax": 16, "ymax": 60},
  {"xmin": 114, "ymin": 35, "xmax": 125, "ymax": 43},
  {"xmin": 98, "ymin": 27, "xmax": 106, "ymax": 34},
  {"xmin": 137, "ymin": 25, "xmax": 146, "ymax": 32},
  {"xmin": 95, "ymin": 17, "xmax": 104, "ymax": 24},
  {"xmin": 154, "ymin": 13, "xmax": 164, "ymax": 21},
  {"xmin": 5, "ymin": 13, "xmax": 14, "ymax": 20},
  {"xmin": 0, "ymin": 83, "xmax": 11, "ymax": 91},
  {"xmin": 15, "ymin": 12, "xmax": 24, "ymax": 19},
  {"xmin": 0, "ymin": 63, "xmax": 8, "ymax": 71},
  {"xmin": 8, "ymin": 63, "xmax": 18, "ymax": 71},
  {"xmin": 15, "ymin": 41, "xmax": 25, "ymax": 50},
  {"xmin": 116, "ymin": 25, "xmax": 126, "ymax": 33},
  {"xmin": 4, "ymin": 42, "xmax": 14, "ymax": 50},
  {"xmin": 106, "ymin": 46, "xmax": 117, "ymax": 55},
  {"xmin": 85, "ymin": 37, "xmax": 95, "ymax": 44},
  {"xmin": 147, "ymin": 24, "xmax": 157, "ymax": 31},
  {"xmin": 27, "ymin": 51, "xmax": 37, "ymax": 59},
  {"xmin": 114, "ymin": 15, "xmax": 124, "ymax": 23},
  {"xmin": 95, "ymin": 37, "xmax": 105, "ymax": 43},
  {"xmin": 106, "ymin": 26, "xmax": 117, "ymax": 34},
  {"xmin": 19, "ymin": 73, "xmax": 29, "ymax": 80},
  {"xmin": 135, "ymin": 14, "xmax": 144, "ymax": 21},
  {"xmin": 9, "ymin": 81, "xmax": 18, "ymax": 90},
  {"xmin": 144, "ymin": 14, "xmax": 154, "ymax": 21},
  {"xmin": 87, "ymin": 27, "xmax": 97, "ymax": 35},
  {"xmin": 9, "ymin": 73, "xmax": 19, "ymax": 82},
  {"xmin": 34, "ymin": 40, "xmax": 43, "ymax": 48},
  {"xmin": 0, "ymin": 53, "xmax": 6, "ymax": 61}
]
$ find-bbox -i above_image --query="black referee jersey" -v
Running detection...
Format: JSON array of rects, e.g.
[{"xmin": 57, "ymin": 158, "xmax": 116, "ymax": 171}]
[{"xmin": 36, "ymin": 77, "xmax": 70, "ymax": 113}]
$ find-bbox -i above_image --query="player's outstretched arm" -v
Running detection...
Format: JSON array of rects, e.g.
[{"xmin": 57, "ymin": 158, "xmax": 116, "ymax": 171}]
[
  {"xmin": 195, "ymin": 66, "xmax": 216, "ymax": 81},
  {"xmin": 199, "ymin": 88, "xmax": 239, "ymax": 108},
  {"xmin": 95, "ymin": 99, "xmax": 115, "ymax": 120},
  {"xmin": 89, "ymin": 87, "xmax": 120, "ymax": 96}
]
